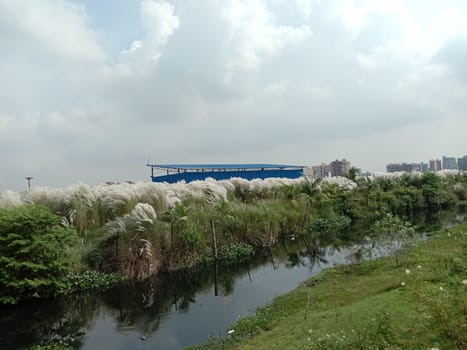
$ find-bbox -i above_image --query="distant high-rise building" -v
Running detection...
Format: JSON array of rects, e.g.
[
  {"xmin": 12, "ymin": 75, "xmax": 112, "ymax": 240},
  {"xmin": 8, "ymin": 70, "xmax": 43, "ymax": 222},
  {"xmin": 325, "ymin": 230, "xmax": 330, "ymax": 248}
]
[
  {"xmin": 387, "ymin": 163, "xmax": 403, "ymax": 172},
  {"xmin": 330, "ymin": 159, "xmax": 350, "ymax": 177},
  {"xmin": 442, "ymin": 156, "xmax": 458, "ymax": 170},
  {"xmin": 386, "ymin": 163, "xmax": 419, "ymax": 173},
  {"xmin": 410, "ymin": 163, "xmax": 421, "ymax": 172},
  {"xmin": 311, "ymin": 163, "xmax": 331, "ymax": 179},
  {"xmin": 420, "ymin": 162, "xmax": 429, "ymax": 173},
  {"xmin": 458, "ymin": 155, "xmax": 467, "ymax": 171},
  {"xmin": 429, "ymin": 159, "xmax": 442, "ymax": 172}
]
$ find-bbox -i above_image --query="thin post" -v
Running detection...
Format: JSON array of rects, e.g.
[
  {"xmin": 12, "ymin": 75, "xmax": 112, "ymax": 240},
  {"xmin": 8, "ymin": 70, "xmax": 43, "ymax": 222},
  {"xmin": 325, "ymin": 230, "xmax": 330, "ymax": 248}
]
[
  {"xmin": 214, "ymin": 261, "xmax": 219, "ymax": 296},
  {"xmin": 25, "ymin": 176, "xmax": 33, "ymax": 190},
  {"xmin": 211, "ymin": 220, "xmax": 218, "ymax": 261}
]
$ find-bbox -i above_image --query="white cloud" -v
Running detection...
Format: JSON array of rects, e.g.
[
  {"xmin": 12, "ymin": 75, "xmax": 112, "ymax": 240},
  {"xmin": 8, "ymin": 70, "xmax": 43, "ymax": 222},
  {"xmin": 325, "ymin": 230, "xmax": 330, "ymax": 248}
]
[
  {"xmin": 118, "ymin": 0, "xmax": 179, "ymax": 69},
  {"xmin": 121, "ymin": 40, "xmax": 143, "ymax": 55},
  {"xmin": 295, "ymin": 0, "xmax": 314, "ymax": 20},
  {"xmin": 222, "ymin": 0, "xmax": 312, "ymax": 75},
  {"xmin": 0, "ymin": 0, "xmax": 105, "ymax": 62},
  {"xmin": 141, "ymin": 0, "xmax": 180, "ymax": 46},
  {"xmin": 339, "ymin": 0, "xmax": 467, "ymax": 64}
]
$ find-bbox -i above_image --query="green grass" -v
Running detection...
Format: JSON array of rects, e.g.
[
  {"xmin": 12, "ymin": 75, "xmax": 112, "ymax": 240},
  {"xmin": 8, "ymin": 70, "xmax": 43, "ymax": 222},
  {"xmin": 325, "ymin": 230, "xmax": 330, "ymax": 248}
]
[{"xmin": 188, "ymin": 223, "xmax": 467, "ymax": 350}]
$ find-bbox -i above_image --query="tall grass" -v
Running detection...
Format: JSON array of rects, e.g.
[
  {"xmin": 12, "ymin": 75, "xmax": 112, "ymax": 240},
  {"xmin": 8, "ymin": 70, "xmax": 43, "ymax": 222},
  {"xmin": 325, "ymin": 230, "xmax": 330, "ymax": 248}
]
[
  {"xmin": 1, "ymin": 172, "xmax": 465, "ymax": 279},
  {"xmin": 99, "ymin": 203, "xmax": 161, "ymax": 280}
]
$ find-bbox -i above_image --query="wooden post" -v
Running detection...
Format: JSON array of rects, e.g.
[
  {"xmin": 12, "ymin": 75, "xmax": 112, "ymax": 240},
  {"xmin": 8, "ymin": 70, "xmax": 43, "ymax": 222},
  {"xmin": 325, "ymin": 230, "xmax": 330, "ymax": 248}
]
[
  {"xmin": 211, "ymin": 220, "xmax": 218, "ymax": 261},
  {"xmin": 214, "ymin": 261, "xmax": 219, "ymax": 296},
  {"xmin": 211, "ymin": 219, "xmax": 219, "ymax": 296},
  {"xmin": 211, "ymin": 220, "xmax": 218, "ymax": 260}
]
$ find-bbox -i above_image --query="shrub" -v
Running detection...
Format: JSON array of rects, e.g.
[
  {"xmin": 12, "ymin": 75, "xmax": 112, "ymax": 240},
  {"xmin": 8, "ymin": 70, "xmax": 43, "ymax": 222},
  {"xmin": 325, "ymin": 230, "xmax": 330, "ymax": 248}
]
[
  {"xmin": 59, "ymin": 270, "xmax": 121, "ymax": 294},
  {"xmin": 199, "ymin": 242, "xmax": 254, "ymax": 265},
  {"xmin": 0, "ymin": 205, "xmax": 79, "ymax": 304},
  {"xmin": 371, "ymin": 213, "xmax": 415, "ymax": 267},
  {"xmin": 300, "ymin": 216, "xmax": 351, "ymax": 250}
]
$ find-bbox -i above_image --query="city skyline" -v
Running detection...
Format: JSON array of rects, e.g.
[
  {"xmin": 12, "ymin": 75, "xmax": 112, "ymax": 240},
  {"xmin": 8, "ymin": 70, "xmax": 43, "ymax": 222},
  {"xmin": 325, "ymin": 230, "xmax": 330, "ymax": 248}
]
[{"xmin": 386, "ymin": 153, "xmax": 467, "ymax": 172}]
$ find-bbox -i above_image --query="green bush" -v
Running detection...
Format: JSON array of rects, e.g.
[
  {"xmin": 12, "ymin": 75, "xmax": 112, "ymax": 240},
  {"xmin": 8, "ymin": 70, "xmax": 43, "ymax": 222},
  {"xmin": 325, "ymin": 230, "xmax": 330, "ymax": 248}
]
[
  {"xmin": 59, "ymin": 270, "xmax": 121, "ymax": 294},
  {"xmin": 0, "ymin": 205, "xmax": 79, "ymax": 304},
  {"xmin": 178, "ymin": 225, "xmax": 205, "ymax": 250},
  {"xmin": 300, "ymin": 216, "xmax": 351, "ymax": 249},
  {"xmin": 217, "ymin": 243, "xmax": 254, "ymax": 263},
  {"xmin": 371, "ymin": 213, "xmax": 415, "ymax": 267},
  {"xmin": 198, "ymin": 242, "xmax": 254, "ymax": 265}
]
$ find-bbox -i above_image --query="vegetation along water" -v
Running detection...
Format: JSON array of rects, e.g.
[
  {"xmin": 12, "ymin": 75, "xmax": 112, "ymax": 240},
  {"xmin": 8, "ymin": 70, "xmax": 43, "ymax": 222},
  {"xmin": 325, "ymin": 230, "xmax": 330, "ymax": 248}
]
[{"xmin": 0, "ymin": 171, "xmax": 466, "ymax": 348}]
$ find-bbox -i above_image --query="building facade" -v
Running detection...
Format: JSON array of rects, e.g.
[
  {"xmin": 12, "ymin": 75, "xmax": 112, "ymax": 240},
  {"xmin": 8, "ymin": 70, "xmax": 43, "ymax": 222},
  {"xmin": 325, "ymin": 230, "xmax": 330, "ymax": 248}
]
[
  {"xmin": 311, "ymin": 163, "xmax": 331, "ymax": 179},
  {"xmin": 386, "ymin": 163, "xmax": 420, "ymax": 173},
  {"xmin": 458, "ymin": 155, "xmax": 467, "ymax": 171},
  {"xmin": 429, "ymin": 159, "xmax": 442, "ymax": 172},
  {"xmin": 420, "ymin": 162, "xmax": 429, "ymax": 173},
  {"xmin": 442, "ymin": 156, "xmax": 458, "ymax": 170},
  {"xmin": 330, "ymin": 159, "xmax": 350, "ymax": 177}
]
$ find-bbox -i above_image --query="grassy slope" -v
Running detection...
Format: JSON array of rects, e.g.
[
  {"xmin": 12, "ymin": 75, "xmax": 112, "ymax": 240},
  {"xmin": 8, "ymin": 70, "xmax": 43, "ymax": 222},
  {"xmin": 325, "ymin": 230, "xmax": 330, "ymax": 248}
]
[{"xmin": 190, "ymin": 223, "xmax": 467, "ymax": 350}]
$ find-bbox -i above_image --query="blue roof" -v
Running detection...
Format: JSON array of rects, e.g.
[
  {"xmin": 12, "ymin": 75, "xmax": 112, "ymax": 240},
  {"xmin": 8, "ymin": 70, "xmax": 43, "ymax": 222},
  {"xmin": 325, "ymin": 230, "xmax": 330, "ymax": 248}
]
[{"xmin": 147, "ymin": 163, "xmax": 304, "ymax": 170}]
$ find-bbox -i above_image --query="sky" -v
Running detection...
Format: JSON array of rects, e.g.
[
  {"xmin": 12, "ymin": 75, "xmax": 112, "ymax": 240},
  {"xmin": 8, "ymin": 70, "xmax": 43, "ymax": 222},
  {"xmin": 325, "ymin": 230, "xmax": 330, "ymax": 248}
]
[{"xmin": 1, "ymin": 0, "xmax": 467, "ymax": 191}]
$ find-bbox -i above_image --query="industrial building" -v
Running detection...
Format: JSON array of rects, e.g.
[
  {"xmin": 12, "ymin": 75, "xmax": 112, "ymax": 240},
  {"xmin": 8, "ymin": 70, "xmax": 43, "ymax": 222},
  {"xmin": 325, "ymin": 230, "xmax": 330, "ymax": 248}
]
[{"xmin": 147, "ymin": 163, "xmax": 305, "ymax": 183}]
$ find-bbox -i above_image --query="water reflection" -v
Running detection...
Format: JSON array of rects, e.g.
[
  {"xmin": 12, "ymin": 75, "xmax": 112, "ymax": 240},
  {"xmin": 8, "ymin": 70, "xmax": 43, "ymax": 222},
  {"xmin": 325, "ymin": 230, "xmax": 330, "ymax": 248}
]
[
  {"xmin": 0, "ymin": 209, "xmax": 464, "ymax": 350},
  {"xmin": 1, "ymin": 242, "xmax": 328, "ymax": 349},
  {"xmin": 0, "ymin": 294, "xmax": 100, "ymax": 349}
]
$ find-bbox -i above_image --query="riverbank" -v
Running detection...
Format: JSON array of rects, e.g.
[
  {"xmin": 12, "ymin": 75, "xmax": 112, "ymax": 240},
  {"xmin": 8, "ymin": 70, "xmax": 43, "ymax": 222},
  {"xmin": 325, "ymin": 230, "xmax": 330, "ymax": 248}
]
[
  {"xmin": 2, "ymin": 173, "xmax": 465, "ymax": 304},
  {"xmin": 191, "ymin": 222, "xmax": 467, "ymax": 349}
]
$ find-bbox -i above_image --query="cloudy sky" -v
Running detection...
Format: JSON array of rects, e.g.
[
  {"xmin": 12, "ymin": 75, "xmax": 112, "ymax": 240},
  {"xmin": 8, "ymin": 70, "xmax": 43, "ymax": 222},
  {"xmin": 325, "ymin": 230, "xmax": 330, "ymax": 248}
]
[{"xmin": 1, "ymin": 0, "xmax": 467, "ymax": 190}]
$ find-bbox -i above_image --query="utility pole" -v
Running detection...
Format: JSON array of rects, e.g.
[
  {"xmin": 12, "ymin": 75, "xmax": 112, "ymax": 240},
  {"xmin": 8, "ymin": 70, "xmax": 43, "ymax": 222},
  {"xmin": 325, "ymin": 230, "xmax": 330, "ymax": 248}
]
[{"xmin": 25, "ymin": 176, "xmax": 33, "ymax": 190}]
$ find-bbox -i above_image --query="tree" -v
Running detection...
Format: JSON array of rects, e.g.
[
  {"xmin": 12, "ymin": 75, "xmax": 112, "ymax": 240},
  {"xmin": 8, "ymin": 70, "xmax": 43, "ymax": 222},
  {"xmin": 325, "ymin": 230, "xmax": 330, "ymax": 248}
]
[
  {"xmin": 347, "ymin": 167, "xmax": 359, "ymax": 181},
  {"xmin": 371, "ymin": 214, "xmax": 415, "ymax": 268},
  {"xmin": 0, "ymin": 205, "xmax": 79, "ymax": 304},
  {"xmin": 301, "ymin": 216, "xmax": 351, "ymax": 253}
]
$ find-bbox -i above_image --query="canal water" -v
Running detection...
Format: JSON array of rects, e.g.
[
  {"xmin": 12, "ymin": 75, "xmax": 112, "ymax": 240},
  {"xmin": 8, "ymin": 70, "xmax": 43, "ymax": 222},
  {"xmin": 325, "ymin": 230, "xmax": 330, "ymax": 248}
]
[{"xmin": 1, "ymin": 210, "xmax": 464, "ymax": 349}]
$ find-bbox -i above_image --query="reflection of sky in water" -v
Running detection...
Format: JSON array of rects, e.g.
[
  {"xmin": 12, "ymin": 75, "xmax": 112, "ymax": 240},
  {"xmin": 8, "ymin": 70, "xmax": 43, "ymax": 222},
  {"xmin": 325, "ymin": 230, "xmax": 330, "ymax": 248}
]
[{"xmin": 81, "ymin": 246, "xmax": 351, "ymax": 350}]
